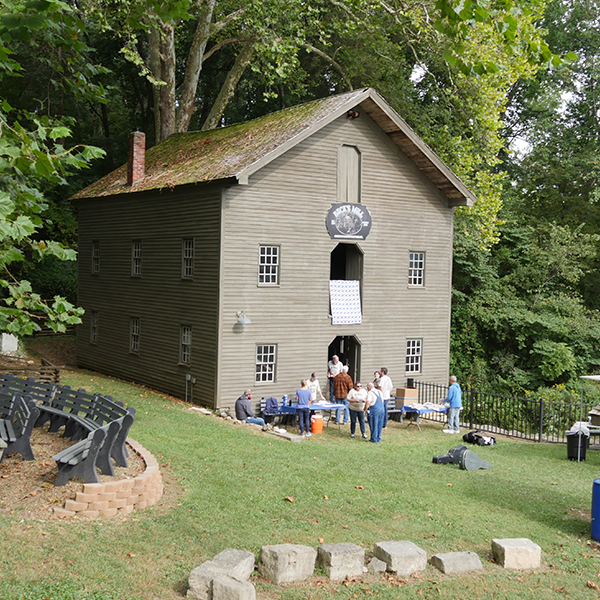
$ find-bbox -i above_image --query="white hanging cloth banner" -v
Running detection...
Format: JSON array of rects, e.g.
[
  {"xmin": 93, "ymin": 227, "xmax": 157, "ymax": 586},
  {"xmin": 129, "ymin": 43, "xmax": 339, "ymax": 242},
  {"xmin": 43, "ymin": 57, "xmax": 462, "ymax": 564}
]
[{"xmin": 329, "ymin": 280, "xmax": 362, "ymax": 325}]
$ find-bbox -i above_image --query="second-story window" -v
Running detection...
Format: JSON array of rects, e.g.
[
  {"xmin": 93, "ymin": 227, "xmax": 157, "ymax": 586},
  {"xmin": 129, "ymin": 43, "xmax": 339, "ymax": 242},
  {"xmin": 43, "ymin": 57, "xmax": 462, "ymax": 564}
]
[
  {"xmin": 258, "ymin": 246, "xmax": 279, "ymax": 285},
  {"xmin": 132, "ymin": 241, "xmax": 142, "ymax": 276},
  {"xmin": 408, "ymin": 252, "xmax": 425, "ymax": 286},
  {"xmin": 92, "ymin": 241, "xmax": 100, "ymax": 274},
  {"xmin": 182, "ymin": 239, "xmax": 194, "ymax": 279}
]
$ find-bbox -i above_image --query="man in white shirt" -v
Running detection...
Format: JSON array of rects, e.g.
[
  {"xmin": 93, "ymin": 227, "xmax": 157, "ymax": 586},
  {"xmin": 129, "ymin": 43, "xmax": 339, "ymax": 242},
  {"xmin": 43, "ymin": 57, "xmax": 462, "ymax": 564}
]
[
  {"xmin": 379, "ymin": 367, "xmax": 393, "ymax": 429},
  {"xmin": 327, "ymin": 354, "xmax": 343, "ymax": 401}
]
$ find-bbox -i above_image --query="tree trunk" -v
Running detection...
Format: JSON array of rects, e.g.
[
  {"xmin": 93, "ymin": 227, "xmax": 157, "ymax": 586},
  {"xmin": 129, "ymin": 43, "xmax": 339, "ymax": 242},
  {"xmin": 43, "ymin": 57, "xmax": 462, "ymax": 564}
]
[
  {"xmin": 201, "ymin": 39, "xmax": 256, "ymax": 131},
  {"xmin": 149, "ymin": 21, "xmax": 177, "ymax": 143},
  {"xmin": 175, "ymin": 0, "xmax": 217, "ymax": 133}
]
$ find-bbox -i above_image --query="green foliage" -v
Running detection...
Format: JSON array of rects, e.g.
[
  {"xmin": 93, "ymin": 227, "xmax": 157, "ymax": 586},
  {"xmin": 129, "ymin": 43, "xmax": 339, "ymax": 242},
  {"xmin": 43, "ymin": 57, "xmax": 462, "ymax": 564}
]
[
  {"xmin": 451, "ymin": 216, "xmax": 600, "ymax": 392},
  {"xmin": 0, "ymin": 0, "xmax": 105, "ymax": 334}
]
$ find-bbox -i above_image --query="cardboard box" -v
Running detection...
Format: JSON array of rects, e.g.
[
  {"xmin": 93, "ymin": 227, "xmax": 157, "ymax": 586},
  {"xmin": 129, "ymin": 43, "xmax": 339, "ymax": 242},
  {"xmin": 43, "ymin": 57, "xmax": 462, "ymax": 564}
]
[{"xmin": 396, "ymin": 387, "xmax": 418, "ymax": 399}]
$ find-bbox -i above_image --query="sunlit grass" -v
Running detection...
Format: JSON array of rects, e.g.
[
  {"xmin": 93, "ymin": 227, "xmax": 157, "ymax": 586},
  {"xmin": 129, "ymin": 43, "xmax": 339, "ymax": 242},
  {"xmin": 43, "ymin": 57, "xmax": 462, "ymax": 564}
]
[{"xmin": 1, "ymin": 368, "xmax": 599, "ymax": 599}]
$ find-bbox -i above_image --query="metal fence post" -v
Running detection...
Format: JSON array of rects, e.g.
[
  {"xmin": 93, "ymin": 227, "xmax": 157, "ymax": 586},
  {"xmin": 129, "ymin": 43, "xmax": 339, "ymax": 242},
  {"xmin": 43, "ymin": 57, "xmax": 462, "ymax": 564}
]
[
  {"xmin": 469, "ymin": 387, "xmax": 474, "ymax": 429},
  {"xmin": 539, "ymin": 398, "xmax": 544, "ymax": 443}
]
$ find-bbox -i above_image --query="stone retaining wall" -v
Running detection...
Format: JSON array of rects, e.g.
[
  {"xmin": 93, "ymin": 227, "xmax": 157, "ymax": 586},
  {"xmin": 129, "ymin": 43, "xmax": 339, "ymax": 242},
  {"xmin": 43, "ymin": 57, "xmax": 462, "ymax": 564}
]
[{"xmin": 53, "ymin": 438, "xmax": 163, "ymax": 518}]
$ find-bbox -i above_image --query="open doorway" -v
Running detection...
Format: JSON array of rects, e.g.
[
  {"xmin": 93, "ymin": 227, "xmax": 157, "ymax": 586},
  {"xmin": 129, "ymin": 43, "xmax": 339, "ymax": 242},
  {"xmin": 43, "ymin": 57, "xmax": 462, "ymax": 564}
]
[
  {"xmin": 328, "ymin": 335, "xmax": 361, "ymax": 386},
  {"xmin": 330, "ymin": 243, "xmax": 363, "ymax": 282}
]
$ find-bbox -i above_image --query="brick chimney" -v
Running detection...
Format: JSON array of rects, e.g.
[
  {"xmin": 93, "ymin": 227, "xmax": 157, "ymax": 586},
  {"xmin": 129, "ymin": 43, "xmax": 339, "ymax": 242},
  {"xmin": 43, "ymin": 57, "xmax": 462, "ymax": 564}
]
[{"xmin": 127, "ymin": 131, "xmax": 146, "ymax": 186}]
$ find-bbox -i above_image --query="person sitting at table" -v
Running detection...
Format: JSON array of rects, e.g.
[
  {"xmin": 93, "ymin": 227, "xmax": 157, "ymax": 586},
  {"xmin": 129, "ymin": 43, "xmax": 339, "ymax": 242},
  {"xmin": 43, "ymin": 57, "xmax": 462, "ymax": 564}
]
[
  {"xmin": 235, "ymin": 389, "xmax": 266, "ymax": 427},
  {"xmin": 348, "ymin": 381, "xmax": 368, "ymax": 439},
  {"xmin": 307, "ymin": 372, "xmax": 326, "ymax": 404},
  {"xmin": 296, "ymin": 379, "xmax": 312, "ymax": 437},
  {"xmin": 365, "ymin": 380, "xmax": 384, "ymax": 443},
  {"xmin": 333, "ymin": 366, "xmax": 353, "ymax": 424}
]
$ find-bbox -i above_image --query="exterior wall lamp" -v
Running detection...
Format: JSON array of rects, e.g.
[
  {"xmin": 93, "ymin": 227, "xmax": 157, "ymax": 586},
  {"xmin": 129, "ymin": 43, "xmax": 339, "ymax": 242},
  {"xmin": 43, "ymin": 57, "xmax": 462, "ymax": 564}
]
[{"xmin": 236, "ymin": 311, "xmax": 251, "ymax": 325}]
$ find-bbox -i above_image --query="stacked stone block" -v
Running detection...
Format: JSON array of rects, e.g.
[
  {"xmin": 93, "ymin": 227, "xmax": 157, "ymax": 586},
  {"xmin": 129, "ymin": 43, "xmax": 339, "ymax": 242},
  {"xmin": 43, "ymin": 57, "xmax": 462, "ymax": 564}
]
[{"xmin": 53, "ymin": 437, "xmax": 163, "ymax": 518}]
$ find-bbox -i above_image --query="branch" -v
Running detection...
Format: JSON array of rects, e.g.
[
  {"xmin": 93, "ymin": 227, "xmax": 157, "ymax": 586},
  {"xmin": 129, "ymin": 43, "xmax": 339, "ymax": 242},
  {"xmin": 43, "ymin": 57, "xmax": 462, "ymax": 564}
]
[
  {"xmin": 210, "ymin": 8, "xmax": 246, "ymax": 36},
  {"xmin": 202, "ymin": 37, "xmax": 249, "ymax": 63},
  {"xmin": 301, "ymin": 43, "xmax": 353, "ymax": 91}
]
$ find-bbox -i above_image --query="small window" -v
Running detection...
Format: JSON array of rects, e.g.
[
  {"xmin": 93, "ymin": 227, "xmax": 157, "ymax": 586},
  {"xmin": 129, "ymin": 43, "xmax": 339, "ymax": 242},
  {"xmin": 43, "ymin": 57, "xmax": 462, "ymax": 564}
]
[
  {"xmin": 180, "ymin": 325, "xmax": 192, "ymax": 364},
  {"xmin": 255, "ymin": 344, "xmax": 277, "ymax": 383},
  {"xmin": 408, "ymin": 252, "xmax": 425, "ymax": 286},
  {"xmin": 406, "ymin": 339, "xmax": 422, "ymax": 373},
  {"xmin": 92, "ymin": 241, "xmax": 100, "ymax": 274},
  {"xmin": 90, "ymin": 311, "xmax": 98, "ymax": 344},
  {"xmin": 258, "ymin": 246, "xmax": 279, "ymax": 285},
  {"xmin": 130, "ymin": 317, "xmax": 140, "ymax": 353},
  {"xmin": 132, "ymin": 241, "xmax": 142, "ymax": 276},
  {"xmin": 182, "ymin": 239, "xmax": 194, "ymax": 279}
]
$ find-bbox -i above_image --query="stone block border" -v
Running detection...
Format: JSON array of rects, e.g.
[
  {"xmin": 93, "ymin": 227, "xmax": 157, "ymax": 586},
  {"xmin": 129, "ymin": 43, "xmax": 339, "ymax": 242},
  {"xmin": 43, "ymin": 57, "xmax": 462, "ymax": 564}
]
[
  {"xmin": 188, "ymin": 538, "xmax": 542, "ymax": 599},
  {"xmin": 52, "ymin": 437, "xmax": 163, "ymax": 518}
]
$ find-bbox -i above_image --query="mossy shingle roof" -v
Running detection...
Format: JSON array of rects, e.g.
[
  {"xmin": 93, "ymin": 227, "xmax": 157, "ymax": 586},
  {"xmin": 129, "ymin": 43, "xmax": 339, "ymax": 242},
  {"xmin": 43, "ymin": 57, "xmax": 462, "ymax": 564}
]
[{"xmin": 74, "ymin": 88, "xmax": 475, "ymax": 206}]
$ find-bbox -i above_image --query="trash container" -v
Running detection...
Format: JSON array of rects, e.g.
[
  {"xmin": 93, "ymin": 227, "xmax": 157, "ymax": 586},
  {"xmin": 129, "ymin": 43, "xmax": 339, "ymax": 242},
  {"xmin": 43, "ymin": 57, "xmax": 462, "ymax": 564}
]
[
  {"xmin": 566, "ymin": 430, "xmax": 589, "ymax": 461},
  {"xmin": 592, "ymin": 479, "xmax": 600, "ymax": 542}
]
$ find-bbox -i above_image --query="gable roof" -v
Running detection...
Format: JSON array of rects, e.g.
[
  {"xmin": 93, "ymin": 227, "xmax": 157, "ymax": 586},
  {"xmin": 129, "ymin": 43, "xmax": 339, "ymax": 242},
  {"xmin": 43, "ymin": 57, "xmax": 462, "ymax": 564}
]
[{"xmin": 73, "ymin": 88, "xmax": 475, "ymax": 207}]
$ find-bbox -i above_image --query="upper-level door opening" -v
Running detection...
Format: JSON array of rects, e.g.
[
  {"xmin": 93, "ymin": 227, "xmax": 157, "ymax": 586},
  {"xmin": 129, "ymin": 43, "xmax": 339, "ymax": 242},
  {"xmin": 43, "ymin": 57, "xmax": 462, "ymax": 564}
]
[{"xmin": 330, "ymin": 243, "xmax": 363, "ymax": 325}]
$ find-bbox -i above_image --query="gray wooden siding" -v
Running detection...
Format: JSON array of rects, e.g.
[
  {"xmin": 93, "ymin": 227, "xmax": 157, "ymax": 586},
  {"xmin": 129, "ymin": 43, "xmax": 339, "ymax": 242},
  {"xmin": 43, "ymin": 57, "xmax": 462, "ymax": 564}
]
[
  {"xmin": 217, "ymin": 109, "xmax": 453, "ymax": 410},
  {"xmin": 76, "ymin": 184, "xmax": 222, "ymax": 406}
]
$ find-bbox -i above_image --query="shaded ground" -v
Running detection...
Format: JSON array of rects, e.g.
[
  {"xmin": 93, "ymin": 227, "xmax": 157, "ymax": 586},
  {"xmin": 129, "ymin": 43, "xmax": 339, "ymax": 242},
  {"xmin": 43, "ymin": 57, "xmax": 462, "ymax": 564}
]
[
  {"xmin": 22, "ymin": 335, "xmax": 77, "ymax": 367},
  {"xmin": 0, "ymin": 424, "xmax": 146, "ymax": 520}
]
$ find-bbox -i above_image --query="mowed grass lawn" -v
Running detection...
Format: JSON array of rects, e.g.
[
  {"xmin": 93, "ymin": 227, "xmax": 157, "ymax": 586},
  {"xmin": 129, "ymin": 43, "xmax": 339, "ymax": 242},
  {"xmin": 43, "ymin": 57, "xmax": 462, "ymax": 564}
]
[{"xmin": 1, "ymin": 369, "xmax": 600, "ymax": 600}]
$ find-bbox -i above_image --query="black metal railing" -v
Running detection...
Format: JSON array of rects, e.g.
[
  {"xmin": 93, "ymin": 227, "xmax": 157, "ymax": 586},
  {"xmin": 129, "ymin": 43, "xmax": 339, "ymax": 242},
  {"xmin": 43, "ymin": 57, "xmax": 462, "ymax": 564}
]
[{"xmin": 413, "ymin": 380, "xmax": 597, "ymax": 444}]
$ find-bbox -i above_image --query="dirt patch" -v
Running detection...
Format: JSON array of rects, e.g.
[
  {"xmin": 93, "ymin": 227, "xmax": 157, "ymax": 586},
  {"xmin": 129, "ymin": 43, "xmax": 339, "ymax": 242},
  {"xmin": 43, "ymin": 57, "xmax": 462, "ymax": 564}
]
[
  {"xmin": 21, "ymin": 335, "xmax": 77, "ymax": 367},
  {"xmin": 0, "ymin": 424, "xmax": 146, "ymax": 520}
]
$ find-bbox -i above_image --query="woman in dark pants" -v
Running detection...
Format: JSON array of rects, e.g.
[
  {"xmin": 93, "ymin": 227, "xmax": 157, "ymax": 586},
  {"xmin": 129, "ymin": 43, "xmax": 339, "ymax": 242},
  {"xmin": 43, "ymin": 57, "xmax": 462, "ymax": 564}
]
[{"xmin": 296, "ymin": 379, "xmax": 312, "ymax": 437}]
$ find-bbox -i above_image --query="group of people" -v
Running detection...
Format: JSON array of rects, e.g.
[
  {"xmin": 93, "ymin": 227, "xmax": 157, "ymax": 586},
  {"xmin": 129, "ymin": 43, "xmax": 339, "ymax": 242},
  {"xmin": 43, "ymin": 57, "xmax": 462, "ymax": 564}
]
[{"xmin": 234, "ymin": 356, "xmax": 462, "ymax": 440}]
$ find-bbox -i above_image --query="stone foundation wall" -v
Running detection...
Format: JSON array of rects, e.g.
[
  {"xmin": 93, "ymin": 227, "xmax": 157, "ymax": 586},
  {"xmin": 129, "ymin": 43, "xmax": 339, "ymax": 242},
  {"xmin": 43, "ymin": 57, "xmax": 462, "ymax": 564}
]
[{"xmin": 53, "ymin": 438, "xmax": 163, "ymax": 518}]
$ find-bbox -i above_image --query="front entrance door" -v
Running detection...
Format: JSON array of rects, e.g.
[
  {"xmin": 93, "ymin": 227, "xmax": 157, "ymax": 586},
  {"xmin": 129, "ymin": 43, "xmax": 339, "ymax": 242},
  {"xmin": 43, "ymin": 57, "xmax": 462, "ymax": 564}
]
[{"xmin": 328, "ymin": 336, "xmax": 361, "ymax": 388}]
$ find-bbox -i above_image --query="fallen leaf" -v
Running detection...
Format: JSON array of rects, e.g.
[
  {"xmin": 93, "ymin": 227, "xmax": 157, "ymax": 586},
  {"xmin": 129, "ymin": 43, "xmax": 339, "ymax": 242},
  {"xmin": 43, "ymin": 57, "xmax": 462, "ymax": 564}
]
[
  {"xmin": 313, "ymin": 457, "xmax": 319, "ymax": 461},
  {"xmin": 343, "ymin": 525, "xmax": 349, "ymax": 529},
  {"xmin": 318, "ymin": 537, "xmax": 324, "ymax": 543},
  {"xmin": 551, "ymin": 482, "xmax": 558, "ymax": 485},
  {"xmin": 587, "ymin": 581, "xmax": 599, "ymax": 591},
  {"xmin": 284, "ymin": 496, "xmax": 296, "ymax": 503},
  {"xmin": 127, "ymin": 553, "xmax": 137, "ymax": 558},
  {"xmin": 323, "ymin": 495, "xmax": 329, "ymax": 500},
  {"xmin": 446, "ymin": 483, "xmax": 452, "ymax": 487},
  {"xmin": 356, "ymin": 485, "xmax": 365, "ymax": 489}
]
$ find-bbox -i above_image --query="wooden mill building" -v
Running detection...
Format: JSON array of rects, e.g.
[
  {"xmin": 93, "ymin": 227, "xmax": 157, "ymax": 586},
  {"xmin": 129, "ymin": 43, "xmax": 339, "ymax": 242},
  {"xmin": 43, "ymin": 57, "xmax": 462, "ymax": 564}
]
[{"xmin": 73, "ymin": 88, "xmax": 475, "ymax": 410}]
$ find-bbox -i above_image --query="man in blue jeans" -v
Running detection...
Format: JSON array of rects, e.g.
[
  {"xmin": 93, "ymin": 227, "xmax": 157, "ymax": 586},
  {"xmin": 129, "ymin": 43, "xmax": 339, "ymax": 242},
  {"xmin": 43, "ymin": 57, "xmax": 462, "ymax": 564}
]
[
  {"xmin": 442, "ymin": 376, "xmax": 462, "ymax": 434},
  {"xmin": 235, "ymin": 389, "xmax": 266, "ymax": 427}
]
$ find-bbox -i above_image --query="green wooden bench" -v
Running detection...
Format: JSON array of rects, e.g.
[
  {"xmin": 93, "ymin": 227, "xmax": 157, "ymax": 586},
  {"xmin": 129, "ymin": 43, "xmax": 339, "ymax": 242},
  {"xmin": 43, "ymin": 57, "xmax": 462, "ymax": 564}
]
[
  {"xmin": 52, "ymin": 427, "xmax": 108, "ymax": 486},
  {"xmin": 0, "ymin": 395, "xmax": 40, "ymax": 462}
]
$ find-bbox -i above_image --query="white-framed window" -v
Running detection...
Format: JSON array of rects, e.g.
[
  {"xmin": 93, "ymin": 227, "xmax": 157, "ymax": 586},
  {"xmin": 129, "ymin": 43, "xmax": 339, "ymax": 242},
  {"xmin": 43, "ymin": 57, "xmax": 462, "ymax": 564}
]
[
  {"xmin": 255, "ymin": 344, "xmax": 277, "ymax": 383},
  {"xmin": 182, "ymin": 239, "xmax": 194, "ymax": 279},
  {"xmin": 132, "ymin": 241, "xmax": 142, "ymax": 276},
  {"xmin": 180, "ymin": 325, "xmax": 192, "ymax": 365},
  {"xmin": 92, "ymin": 241, "xmax": 100, "ymax": 274},
  {"xmin": 258, "ymin": 245, "xmax": 279, "ymax": 285},
  {"xmin": 130, "ymin": 317, "xmax": 140, "ymax": 353},
  {"xmin": 90, "ymin": 311, "xmax": 98, "ymax": 344},
  {"xmin": 408, "ymin": 252, "xmax": 425, "ymax": 286},
  {"xmin": 406, "ymin": 339, "xmax": 422, "ymax": 373}
]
